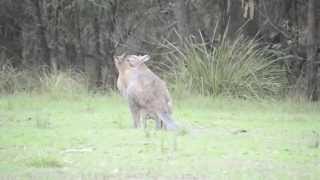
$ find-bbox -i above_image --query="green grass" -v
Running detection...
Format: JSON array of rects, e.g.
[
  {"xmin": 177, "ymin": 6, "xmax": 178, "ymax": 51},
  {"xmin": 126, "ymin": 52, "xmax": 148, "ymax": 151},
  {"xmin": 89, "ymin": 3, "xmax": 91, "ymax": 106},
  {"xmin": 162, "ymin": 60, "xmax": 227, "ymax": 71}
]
[
  {"xmin": 26, "ymin": 156, "xmax": 63, "ymax": 168},
  {"xmin": 0, "ymin": 94, "xmax": 319, "ymax": 179}
]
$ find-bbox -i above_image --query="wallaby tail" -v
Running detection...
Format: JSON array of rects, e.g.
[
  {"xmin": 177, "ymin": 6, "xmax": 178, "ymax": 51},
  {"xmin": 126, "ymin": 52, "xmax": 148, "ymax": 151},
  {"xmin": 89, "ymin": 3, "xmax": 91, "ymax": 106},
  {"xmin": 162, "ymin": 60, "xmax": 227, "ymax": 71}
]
[{"xmin": 157, "ymin": 112, "xmax": 178, "ymax": 130}]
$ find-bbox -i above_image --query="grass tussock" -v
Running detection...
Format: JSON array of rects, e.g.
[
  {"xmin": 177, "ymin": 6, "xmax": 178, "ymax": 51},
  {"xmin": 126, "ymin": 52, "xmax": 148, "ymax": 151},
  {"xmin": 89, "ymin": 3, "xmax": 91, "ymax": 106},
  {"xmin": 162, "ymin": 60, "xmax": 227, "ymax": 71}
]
[
  {"xmin": 39, "ymin": 69, "xmax": 88, "ymax": 95},
  {"xmin": 0, "ymin": 63, "xmax": 88, "ymax": 96},
  {"xmin": 27, "ymin": 156, "xmax": 63, "ymax": 168},
  {"xmin": 164, "ymin": 34, "xmax": 288, "ymax": 99},
  {"xmin": 0, "ymin": 65, "xmax": 37, "ymax": 94}
]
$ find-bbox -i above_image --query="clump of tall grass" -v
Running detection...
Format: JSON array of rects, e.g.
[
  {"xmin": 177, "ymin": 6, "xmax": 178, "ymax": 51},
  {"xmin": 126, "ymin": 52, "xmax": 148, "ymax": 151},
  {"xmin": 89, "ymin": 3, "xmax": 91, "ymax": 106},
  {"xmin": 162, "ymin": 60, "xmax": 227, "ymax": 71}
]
[
  {"xmin": 165, "ymin": 34, "xmax": 288, "ymax": 99},
  {"xmin": 39, "ymin": 69, "xmax": 88, "ymax": 96},
  {"xmin": 0, "ymin": 64, "xmax": 38, "ymax": 94},
  {"xmin": 0, "ymin": 63, "xmax": 88, "ymax": 95},
  {"xmin": 0, "ymin": 65, "xmax": 22, "ymax": 94},
  {"xmin": 27, "ymin": 155, "xmax": 63, "ymax": 168}
]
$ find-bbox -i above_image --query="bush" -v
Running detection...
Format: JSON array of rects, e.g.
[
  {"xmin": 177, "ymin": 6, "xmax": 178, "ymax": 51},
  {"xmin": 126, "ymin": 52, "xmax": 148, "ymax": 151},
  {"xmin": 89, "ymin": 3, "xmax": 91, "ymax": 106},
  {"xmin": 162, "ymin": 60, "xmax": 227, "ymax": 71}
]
[
  {"xmin": 0, "ymin": 64, "xmax": 88, "ymax": 95},
  {"xmin": 166, "ymin": 35, "xmax": 288, "ymax": 99},
  {"xmin": 39, "ymin": 69, "xmax": 88, "ymax": 95},
  {"xmin": 0, "ymin": 65, "xmax": 38, "ymax": 94}
]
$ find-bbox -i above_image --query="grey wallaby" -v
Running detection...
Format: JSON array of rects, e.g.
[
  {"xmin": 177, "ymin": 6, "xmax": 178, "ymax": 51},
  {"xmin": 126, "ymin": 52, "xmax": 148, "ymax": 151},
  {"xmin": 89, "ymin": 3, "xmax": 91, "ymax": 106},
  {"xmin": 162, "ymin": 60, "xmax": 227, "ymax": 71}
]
[{"xmin": 114, "ymin": 54, "xmax": 178, "ymax": 130}]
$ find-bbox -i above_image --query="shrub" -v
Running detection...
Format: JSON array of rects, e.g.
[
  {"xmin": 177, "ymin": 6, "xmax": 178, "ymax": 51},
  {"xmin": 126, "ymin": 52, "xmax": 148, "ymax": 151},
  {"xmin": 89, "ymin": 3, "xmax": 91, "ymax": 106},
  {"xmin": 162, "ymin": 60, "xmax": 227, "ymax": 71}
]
[
  {"xmin": 27, "ymin": 155, "xmax": 63, "ymax": 168},
  {"xmin": 166, "ymin": 35, "xmax": 288, "ymax": 99},
  {"xmin": 0, "ymin": 63, "xmax": 88, "ymax": 95},
  {"xmin": 39, "ymin": 69, "xmax": 89, "ymax": 95},
  {"xmin": 0, "ymin": 65, "xmax": 38, "ymax": 94}
]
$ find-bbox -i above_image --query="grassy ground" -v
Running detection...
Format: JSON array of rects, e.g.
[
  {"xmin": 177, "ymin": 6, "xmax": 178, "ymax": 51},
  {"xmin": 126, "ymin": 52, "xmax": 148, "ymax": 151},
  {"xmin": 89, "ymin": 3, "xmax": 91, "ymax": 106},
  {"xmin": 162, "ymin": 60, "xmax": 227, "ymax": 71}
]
[{"xmin": 0, "ymin": 93, "xmax": 319, "ymax": 179}]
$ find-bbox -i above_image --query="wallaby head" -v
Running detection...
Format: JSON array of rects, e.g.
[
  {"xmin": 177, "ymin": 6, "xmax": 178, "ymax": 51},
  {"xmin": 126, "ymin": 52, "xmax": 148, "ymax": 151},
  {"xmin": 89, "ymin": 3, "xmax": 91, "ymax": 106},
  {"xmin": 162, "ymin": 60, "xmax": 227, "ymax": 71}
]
[
  {"xmin": 114, "ymin": 54, "xmax": 151, "ymax": 97},
  {"xmin": 114, "ymin": 54, "xmax": 150, "ymax": 72},
  {"xmin": 125, "ymin": 55, "xmax": 150, "ymax": 68},
  {"xmin": 114, "ymin": 53, "xmax": 129, "ymax": 73}
]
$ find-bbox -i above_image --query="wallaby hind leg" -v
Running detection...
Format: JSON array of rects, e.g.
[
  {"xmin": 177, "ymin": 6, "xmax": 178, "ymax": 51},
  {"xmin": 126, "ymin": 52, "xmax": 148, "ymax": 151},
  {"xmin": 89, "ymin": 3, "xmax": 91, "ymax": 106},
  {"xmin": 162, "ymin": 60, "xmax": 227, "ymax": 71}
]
[
  {"xmin": 129, "ymin": 103, "xmax": 141, "ymax": 128},
  {"xmin": 148, "ymin": 114, "xmax": 162, "ymax": 130},
  {"xmin": 131, "ymin": 109, "xmax": 141, "ymax": 128},
  {"xmin": 143, "ymin": 118, "xmax": 147, "ymax": 129},
  {"xmin": 155, "ymin": 118, "xmax": 162, "ymax": 129}
]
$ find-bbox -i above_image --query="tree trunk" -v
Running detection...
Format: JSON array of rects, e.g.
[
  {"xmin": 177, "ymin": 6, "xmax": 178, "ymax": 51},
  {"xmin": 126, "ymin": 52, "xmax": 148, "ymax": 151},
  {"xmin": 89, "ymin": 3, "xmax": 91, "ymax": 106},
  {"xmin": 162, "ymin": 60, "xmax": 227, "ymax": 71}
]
[
  {"xmin": 305, "ymin": 0, "xmax": 319, "ymax": 101},
  {"xmin": 53, "ymin": 0, "xmax": 61, "ymax": 70},
  {"xmin": 0, "ymin": 16, "xmax": 22, "ymax": 67},
  {"xmin": 85, "ymin": 10, "xmax": 102, "ymax": 89},
  {"xmin": 94, "ymin": 13, "xmax": 103, "ymax": 87},
  {"xmin": 0, "ymin": 0, "xmax": 24, "ymax": 67},
  {"xmin": 30, "ymin": 0, "xmax": 52, "ymax": 69},
  {"xmin": 219, "ymin": 0, "xmax": 243, "ymax": 40},
  {"xmin": 75, "ymin": 0, "xmax": 85, "ymax": 70},
  {"xmin": 103, "ymin": 2, "xmax": 117, "ymax": 89},
  {"xmin": 174, "ymin": 0, "xmax": 190, "ymax": 38},
  {"xmin": 65, "ymin": 42, "xmax": 77, "ymax": 67},
  {"xmin": 244, "ymin": 0, "xmax": 259, "ymax": 38}
]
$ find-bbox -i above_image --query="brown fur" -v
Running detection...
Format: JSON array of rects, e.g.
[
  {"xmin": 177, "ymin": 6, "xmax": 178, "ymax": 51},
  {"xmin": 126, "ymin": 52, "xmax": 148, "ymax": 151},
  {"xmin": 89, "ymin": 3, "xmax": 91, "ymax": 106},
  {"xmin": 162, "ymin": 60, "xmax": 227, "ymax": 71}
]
[{"xmin": 114, "ymin": 54, "xmax": 177, "ymax": 130}]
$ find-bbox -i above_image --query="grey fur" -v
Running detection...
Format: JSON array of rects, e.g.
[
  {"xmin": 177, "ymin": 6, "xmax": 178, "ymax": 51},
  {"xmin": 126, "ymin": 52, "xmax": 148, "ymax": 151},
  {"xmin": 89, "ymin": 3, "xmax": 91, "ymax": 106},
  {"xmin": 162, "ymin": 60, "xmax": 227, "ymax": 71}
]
[{"xmin": 114, "ymin": 54, "xmax": 177, "ymax": 130}]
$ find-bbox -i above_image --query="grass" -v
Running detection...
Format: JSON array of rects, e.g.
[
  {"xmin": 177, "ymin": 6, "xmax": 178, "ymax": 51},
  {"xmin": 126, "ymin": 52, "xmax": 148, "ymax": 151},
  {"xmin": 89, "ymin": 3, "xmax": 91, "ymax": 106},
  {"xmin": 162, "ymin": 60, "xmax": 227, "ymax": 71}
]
[
  {"xmin": 0, "ymin": 93, "xmax": 319, "ymax": 179},
  {"xmin": 161, "ymin": 31, "xmax": 288, "ymax": 99},
  {"xmin": 27, "ymin": 156, "xmax": 63, "ymax": 168},
  {"xmin": 0, "ymin": 65, "xmax": 88, "ymax": 96}
]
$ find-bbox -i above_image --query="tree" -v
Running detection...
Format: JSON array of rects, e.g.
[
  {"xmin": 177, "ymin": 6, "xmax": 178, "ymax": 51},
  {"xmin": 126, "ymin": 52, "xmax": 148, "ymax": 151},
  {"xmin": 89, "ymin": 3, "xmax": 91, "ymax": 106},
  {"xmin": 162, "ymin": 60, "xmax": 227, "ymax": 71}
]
[
  {"xmin": 0, "ymin": 0, "xmax": 26, "ymax": 67},
  {"xmin": 30, "ymin": 0, "xmax": 52, "ymax": 69},
  {"xmin": 305, "ymin": 0, "xmax": 319, "ymax": 100},
  {"xmin": 0, "ymin": 0, "xmax": 319, "ymax": 99},
  {"xmin": 174, "ymin": 0, "xmax": 190, "ymax": 37}
]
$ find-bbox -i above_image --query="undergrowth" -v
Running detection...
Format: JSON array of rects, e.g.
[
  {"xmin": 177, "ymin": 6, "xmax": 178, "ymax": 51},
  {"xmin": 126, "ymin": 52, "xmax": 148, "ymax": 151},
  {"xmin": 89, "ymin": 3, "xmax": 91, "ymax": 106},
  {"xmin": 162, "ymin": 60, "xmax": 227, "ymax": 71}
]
[
  {"xmin": 0, "ymin": 33, "xmax": 289, "ymax": 99},
  {"xmin": 0, "ymin": 65, "xmax": 88, "ymax": 96},
  {"xmin": 162, "ymin": 32, "xmax": 288, "ymax": 99}
]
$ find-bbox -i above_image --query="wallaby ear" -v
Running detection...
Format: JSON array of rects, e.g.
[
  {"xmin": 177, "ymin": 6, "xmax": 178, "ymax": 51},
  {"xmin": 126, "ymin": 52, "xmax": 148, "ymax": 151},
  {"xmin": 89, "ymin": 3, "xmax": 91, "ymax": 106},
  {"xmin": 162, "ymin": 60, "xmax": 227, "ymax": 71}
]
[
  {"xmin": 113, "ymin": 55, "xmax": 118, "ymax": 61},
  {"xmin": 126, "ymin": 54, "xmax": 150, "ymax": 67},
  {"xmin": 139, "ymin": 55, "xmax": 150, "ymax": 62},
  {"xmin": 120, "ymin": 53, "xmax": 126, "ymax": 58},
  {"xmin": 126, "ymin": 55, "xmax": 144, "ymax": 67},
  {"xmin": 114, "ymin": 53, "xmax": 126, "ymax": 62}
]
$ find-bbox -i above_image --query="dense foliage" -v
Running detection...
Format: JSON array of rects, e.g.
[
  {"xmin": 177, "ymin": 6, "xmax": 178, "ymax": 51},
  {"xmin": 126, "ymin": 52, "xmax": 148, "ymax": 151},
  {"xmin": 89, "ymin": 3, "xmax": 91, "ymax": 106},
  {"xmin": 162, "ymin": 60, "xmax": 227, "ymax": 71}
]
[{"xmin": 0, "ymin": 0, "xmax": 319, "ymax": 99}]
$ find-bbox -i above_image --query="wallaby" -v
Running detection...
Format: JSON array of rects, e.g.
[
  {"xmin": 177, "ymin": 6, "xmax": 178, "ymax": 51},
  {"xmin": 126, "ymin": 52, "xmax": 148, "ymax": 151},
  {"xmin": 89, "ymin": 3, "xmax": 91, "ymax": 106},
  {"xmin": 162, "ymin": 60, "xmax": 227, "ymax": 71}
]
[{"xmin": 114, "ymin": 54, "xmax": 177, "ymax": 130}]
